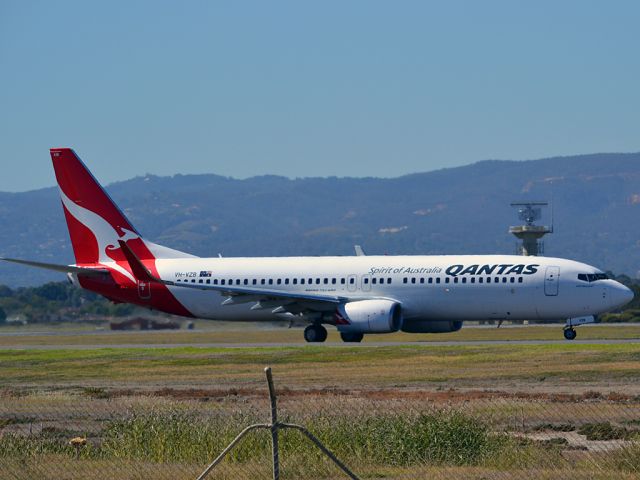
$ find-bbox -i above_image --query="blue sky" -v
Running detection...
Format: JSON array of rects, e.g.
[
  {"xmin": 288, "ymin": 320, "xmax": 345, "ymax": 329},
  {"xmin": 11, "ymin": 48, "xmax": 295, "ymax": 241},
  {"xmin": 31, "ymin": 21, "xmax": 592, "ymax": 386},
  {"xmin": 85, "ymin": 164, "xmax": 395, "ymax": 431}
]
[{"xmin": 1, "ymin": 1, "xmax": 639, "ymax": 191}]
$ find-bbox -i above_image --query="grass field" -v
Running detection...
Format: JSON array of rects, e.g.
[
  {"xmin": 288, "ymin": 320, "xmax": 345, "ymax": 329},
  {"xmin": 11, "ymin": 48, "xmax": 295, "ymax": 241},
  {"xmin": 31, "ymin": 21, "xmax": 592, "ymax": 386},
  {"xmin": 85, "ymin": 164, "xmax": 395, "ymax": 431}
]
[
  {"xmin": 1, "ymin": 341, "xmax": 640, "ymax": 393},
  {"xmin": 1, "ymin": 327, "xmax": 639, "ymax": 479},
  {"xmin": 0, "ymin": 322, "xmax": 639, "ymax": 347}
]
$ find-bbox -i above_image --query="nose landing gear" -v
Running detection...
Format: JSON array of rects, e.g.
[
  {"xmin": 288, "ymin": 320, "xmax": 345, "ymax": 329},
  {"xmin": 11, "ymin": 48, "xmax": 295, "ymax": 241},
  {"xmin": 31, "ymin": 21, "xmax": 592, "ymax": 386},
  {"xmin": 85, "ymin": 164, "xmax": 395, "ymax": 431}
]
[
  {"xmin": 562, "ymin": 315, "xmax": 596, "ymax": 340},
  {"xmin": 563, "ymin": 327, "xmax": 577, "ymax": 340}
]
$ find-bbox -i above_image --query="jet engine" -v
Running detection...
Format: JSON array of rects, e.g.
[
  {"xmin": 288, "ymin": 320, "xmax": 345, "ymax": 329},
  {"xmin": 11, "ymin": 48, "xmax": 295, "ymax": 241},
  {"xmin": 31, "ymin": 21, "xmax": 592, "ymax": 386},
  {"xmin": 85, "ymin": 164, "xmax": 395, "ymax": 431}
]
[
  {"xmin": 336, "ymin": 299, "xmax": 403, "ymax": 333},
  {"xmin": 401, "ymin": 320, "xmax": 463, "ymax": 333}
]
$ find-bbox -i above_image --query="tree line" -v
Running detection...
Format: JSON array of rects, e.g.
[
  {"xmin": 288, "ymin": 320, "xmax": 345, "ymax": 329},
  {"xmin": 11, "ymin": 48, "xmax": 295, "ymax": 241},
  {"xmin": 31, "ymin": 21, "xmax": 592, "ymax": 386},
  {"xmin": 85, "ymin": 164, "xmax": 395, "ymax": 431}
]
[{"xmin": 0, "ymin": 282, "xmax": 136, "ymax": 324}]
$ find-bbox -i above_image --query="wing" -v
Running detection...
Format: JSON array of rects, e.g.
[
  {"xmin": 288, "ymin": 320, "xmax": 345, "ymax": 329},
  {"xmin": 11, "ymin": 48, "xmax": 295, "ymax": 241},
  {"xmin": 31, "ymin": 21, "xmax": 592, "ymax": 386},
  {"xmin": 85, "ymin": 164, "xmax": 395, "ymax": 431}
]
[{"xmin": 117, "ymin": 241, "xmax": 346, "ymax": 315}]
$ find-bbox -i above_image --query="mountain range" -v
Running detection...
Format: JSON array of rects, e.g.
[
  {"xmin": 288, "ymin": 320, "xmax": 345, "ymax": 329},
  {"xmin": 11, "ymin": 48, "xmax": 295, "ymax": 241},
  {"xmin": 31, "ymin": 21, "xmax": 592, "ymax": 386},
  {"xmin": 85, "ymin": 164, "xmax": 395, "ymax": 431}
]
[{"xmin": 1, "ymin": 152, "xmax": 640, "ymax": 286}]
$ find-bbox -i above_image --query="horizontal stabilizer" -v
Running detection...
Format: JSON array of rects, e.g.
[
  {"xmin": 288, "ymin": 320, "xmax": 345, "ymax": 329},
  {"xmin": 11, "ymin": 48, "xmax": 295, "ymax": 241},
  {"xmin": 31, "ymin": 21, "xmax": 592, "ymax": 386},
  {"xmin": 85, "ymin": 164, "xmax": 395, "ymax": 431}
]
[{"xmin": 0, "ymin": 257, "xmax": 110, "ymax": 277}]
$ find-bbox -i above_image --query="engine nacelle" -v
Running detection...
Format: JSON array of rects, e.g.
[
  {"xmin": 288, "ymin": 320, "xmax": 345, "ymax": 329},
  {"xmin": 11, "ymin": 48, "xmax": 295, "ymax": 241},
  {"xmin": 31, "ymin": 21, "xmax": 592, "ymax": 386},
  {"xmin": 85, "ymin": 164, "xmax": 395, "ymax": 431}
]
[
  {"xmin": 401, "ymin": 320, "xmax": 463, "ymax": 333},
  {"xmin": 336, "ymin": 299, "xmax": 403, "ymax": 334}
]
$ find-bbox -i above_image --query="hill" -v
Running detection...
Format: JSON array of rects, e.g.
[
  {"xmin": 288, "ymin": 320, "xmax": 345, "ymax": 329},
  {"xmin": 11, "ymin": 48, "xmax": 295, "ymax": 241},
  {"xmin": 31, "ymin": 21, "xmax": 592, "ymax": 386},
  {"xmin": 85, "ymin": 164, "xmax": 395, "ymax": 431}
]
[{"xmin": 1, "ymin": 152, "xmax": 640, "ymax": 286}]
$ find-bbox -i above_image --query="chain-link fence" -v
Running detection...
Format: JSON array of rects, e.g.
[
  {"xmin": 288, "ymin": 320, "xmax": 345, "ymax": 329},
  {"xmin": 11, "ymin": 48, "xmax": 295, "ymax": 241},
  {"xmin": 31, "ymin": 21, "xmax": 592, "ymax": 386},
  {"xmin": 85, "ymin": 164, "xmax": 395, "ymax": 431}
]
[{"xmin": 1, "ymin": 371, "xmax": 639, "ymax": 480}]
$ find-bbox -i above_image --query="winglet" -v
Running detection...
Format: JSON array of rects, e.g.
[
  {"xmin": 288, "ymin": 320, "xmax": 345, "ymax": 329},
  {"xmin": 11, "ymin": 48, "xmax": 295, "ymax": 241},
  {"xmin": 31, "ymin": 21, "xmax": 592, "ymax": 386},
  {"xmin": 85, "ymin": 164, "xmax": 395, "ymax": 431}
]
[
  {"xmin": 118, "ymin": 240, "xmax": 160, "ymax": 283},
  {"xmin": 354, "ymin": 245, "xmax": 366, "ymax": 256}
]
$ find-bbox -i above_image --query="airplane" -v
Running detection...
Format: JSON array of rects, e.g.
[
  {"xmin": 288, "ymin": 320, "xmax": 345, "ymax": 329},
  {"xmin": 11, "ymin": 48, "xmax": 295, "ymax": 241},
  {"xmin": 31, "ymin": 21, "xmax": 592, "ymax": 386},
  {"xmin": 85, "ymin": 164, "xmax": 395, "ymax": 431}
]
[{"xmin": 1, "ymin": 148, "xmax": 634, "ymax": 342}]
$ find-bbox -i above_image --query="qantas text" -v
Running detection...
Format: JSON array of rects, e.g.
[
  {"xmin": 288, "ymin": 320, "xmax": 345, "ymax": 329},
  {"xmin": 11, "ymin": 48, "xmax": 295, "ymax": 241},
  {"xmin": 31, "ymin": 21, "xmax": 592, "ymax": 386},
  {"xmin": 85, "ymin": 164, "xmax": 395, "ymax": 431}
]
[
  {"xmin": 445, "ymin": 264, "xmax": 539, "ymax": 276},
  {"xmin": 368, "ymin": 264, "xmax": 539, "ymax": 277}
]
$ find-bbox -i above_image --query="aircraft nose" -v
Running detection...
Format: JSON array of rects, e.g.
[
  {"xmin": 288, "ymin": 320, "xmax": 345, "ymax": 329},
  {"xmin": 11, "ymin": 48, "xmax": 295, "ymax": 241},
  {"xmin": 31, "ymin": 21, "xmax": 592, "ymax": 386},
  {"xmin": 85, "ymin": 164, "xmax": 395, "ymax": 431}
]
[{"xmin": 610, "ymin": 283, "xmax": 634, "ymax": 308}]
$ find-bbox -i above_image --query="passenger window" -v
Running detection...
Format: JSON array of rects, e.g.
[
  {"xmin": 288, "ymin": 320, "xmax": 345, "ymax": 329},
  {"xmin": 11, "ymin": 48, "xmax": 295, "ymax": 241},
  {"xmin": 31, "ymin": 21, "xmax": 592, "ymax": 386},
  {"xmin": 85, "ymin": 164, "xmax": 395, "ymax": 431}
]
[
  {"xmin": 420, "ymin": 278, "xmax": 425, "ymax": 284},
  {"xmin": 269, "ymin": 279, "xmax": 273, "ymax": 285},
  {"xmin": 436, "ymin": 278, "xmax": 441, "ymax": 284},
  {"xmin": 316, "ymin": 278, "xmax": 321, "ymax": 284},
  {"xmin": 324, "ymin": 278, "xmax": 329, "ymax": 284},
  {"xmin": 494, "ymin": 277, "xmax": 499, "ymax": 283},
  {"xmin": 213, "ymin": 279, "xmax": 218, "ymax": 285},
  {"xmin": 479, "ymin": 277, "xmax": 483, "ymax": 284},
  {"xmin": 191, "ymin": 279, "xmax": 196, "ymax": 283},
  {"xmin": 428, "ymin": 278, "xmax": 433, "ymax": 284},
  {"xmin": 462, "ymin": 277, "xmax": 466, "ymax": 284},
  {"xmin": 453, "ymin": 277, "xmax": 458, "ymax": 284},
  {"xmin": 470, "ymin": 278, "xmax": 475, "ymax": 284},
  {"xmin": 372, "ymin": 278, "xmax": 377, "ymax": 285},
  {"xmin": 445, "ymin": 278, "xmax": 450, "ymax": 284},
  {"xmin": 502, "ymin": 277, "xmax": 507, "ymax": 283},
  {"xmin": 364, "ymin": 278, "xmax": 369, "ymax": 284},
  {"xmin": 293, "ymin": 278, "xmax": 297, "ymax": 285},
  {"xmin": 403, "ymin": 278, "xmax": 408, "ymax": 284},
  {"xmin": 518, "ymin": 277, "xmax": 523, "ymax": 283},
  {"xmin": 221, "ymin": 279, "xmax": 226, "ymax": 285},
  {"xmin": 341, "ymin": 278, "xmax": 346, "ymax": 284},
  {"xmin": 411, "ymin": 278, "xmax": 416, "ymax": 284},
  {"xmin": 510, "ymin": 277, "xmax": 515, "ymax": 283},
  {"xmin": 332, "ymin": 278, "xmax": 336, "ymax": 284},
  {"xmin": 388, "ymin": 278, "xmax": 392, "ymax": 284},
  {"xmin": 285, "ymin": 279, "xmax": 289, "ymax": 285},
  {"xmin": 206, "ymin": 279, "xmax": 210, "ymax": 284},
  {"xmin": 261, "ymin": 279, "xmax": 266, "ymax": 285},
  {"xmin": 350, "ymin": 278, "xmax": 355, "ymax": 284},
  {"xmin": 277, "ymin": 279, "xmax": 282, "ymax": 285},
  {"xmin": 199, "ymin": 279, "xmax": 203, "ymax": 284}
]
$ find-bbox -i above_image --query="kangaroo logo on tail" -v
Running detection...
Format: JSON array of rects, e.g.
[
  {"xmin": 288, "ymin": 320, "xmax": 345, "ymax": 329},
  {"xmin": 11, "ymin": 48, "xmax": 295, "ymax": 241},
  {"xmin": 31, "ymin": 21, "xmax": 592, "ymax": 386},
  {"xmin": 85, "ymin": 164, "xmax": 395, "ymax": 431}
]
[{"xmin": 58, "ymin": 187, "xmax": 140, "ymax": 282}]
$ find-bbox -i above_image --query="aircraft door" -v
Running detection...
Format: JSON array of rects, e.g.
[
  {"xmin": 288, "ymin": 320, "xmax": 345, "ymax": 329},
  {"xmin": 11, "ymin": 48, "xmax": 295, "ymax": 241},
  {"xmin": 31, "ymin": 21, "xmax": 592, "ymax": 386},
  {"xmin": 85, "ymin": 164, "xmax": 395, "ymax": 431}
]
[
  {"xmin": 347, "ymin": 274, "xmax": 357, "ymax": 292},
  {"xmin": 361, "ymin": 274, "xmax": 371, "ymax": 292},
  {"xmin": 544, "ymin": 266, "xmax": 560, "ymax": 296}
]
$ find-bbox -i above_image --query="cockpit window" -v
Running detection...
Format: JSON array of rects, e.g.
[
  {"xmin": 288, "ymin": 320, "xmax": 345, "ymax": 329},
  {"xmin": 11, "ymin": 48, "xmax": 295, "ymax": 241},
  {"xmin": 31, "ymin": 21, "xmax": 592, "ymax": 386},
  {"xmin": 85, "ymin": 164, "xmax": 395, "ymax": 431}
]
[{"xmin": 578, "ymin": 273, "xmax": 609, "ymax": 282}]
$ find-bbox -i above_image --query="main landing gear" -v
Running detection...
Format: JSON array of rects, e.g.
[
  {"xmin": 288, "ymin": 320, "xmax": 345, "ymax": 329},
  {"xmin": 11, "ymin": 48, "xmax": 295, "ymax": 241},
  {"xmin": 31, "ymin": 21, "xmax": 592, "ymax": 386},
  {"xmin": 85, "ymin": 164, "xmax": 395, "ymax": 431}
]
[
  {"xmin": 304, "ymin": 324, "xmax": 327, "ymax": 343},
  {"xmin": 340, "ymin": 332, "xmax": 364, "ymax": 343}
]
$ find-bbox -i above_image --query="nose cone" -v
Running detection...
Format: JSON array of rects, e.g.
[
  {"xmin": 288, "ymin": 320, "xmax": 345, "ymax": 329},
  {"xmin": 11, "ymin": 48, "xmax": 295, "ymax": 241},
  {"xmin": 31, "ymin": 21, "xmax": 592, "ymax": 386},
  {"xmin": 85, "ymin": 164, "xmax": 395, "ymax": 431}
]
[{"xmin": 611, "ymin": 283, "xmax": 634, "ymax": 309}]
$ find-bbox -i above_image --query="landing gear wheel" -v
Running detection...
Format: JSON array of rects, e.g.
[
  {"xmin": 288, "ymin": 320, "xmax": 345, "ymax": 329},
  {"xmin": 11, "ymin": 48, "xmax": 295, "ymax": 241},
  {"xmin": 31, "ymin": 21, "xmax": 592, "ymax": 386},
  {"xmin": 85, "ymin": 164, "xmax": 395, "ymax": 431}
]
[
  {"xmin": 304, "ymin": 324, "xmax": 327, "ymax": 343},
  {"xmin": 340, "ymin": 332, "xmax": 364, "ymax": 343},
  {"xmin": 563, "ymin": 327, "xmax": 577, "ymax": 340}
]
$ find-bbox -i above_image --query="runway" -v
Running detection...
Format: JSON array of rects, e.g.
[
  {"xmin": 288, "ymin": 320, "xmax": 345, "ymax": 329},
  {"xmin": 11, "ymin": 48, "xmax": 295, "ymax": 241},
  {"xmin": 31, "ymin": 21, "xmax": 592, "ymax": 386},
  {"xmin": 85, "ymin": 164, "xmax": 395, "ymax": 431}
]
[{"xmin": 1, "ymin": 338, "xmax": 638, "ymax": 350}]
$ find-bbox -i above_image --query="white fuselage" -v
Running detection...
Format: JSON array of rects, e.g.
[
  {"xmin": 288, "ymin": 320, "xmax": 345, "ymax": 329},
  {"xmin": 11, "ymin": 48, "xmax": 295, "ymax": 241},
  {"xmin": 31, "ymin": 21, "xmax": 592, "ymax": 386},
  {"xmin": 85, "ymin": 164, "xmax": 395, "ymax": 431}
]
[{"xmin": 152, "ymin": 254, "xmax": 632, "ymax": 324}]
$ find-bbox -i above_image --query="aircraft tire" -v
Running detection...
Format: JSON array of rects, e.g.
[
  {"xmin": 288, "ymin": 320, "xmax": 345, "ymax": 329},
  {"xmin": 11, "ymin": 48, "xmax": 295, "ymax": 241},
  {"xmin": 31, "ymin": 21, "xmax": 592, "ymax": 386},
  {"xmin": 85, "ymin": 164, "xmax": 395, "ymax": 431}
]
[
  {"xmin": 563, "ymin": 327, "xmax": 577, "ymax": 341},
  {"xmin": 340, "ymin": 332, "xmax": 364, "ymax": 343},
  {"xmin": 304, "ymin": 324, "xmax": 327, "ymax": 343}
]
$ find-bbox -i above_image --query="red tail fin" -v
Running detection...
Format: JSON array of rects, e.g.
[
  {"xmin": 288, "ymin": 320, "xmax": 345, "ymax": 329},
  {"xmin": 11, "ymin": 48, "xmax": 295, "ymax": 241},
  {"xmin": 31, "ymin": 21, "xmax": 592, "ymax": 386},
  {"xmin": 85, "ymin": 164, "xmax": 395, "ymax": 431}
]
[{"xmin": 50, "ymin": 148, "xmax": 146, "ymax": 266}]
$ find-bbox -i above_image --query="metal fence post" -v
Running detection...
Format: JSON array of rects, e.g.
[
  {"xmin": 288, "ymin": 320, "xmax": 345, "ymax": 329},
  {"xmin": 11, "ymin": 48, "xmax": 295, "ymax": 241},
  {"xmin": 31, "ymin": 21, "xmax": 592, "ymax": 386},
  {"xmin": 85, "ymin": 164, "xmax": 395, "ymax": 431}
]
[{"xmin": 265, "ymin": 367, "xmax": 280, "ymax": 480}]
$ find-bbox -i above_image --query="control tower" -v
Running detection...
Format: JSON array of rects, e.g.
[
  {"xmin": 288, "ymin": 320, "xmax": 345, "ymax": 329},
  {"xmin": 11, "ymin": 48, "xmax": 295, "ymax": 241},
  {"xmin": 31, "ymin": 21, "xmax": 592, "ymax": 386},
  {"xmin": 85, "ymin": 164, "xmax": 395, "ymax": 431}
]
[{"xmin": 509, "ymin": 202, "xmax": 552, "ymax": 256}]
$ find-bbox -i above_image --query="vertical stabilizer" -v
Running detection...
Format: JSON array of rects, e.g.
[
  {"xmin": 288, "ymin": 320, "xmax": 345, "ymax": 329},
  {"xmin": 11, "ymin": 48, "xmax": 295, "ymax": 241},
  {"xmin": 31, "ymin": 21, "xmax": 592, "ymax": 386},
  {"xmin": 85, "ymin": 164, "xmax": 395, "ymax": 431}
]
[{"xmin": 50, "ymin": 148, "xmax": 141, "ymax": 265}]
